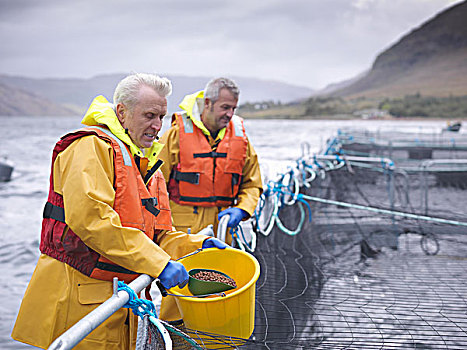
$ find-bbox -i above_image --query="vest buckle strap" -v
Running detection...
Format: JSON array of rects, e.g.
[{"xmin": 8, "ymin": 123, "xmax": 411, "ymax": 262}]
[
  {"xmin": 174, "ymin": 171, "xmax": 200, "ymax": 185},
  {"xmin": 179, "ymin": 195, "xmax": 235, "ymax": 203},
  {"xmin": 144, "ymin": 159, "xmax": 164, "ymax": 184},
  {"xmin": 141, "ymin": 197, "xmax": 160, "ymax": 217},
  {"xmin": 95, "ymin": 261, "xmax": 137, "ymax": 275},
  {"xmin": 193, "ymin": 151, "xmax": 227, "ymax": 158},
  {"xmin": 43, "ymin": 201, "xmax": 66, "ymax": 223}
]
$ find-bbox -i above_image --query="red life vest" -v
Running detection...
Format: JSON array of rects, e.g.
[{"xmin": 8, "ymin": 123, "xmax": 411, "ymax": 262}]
[
  {"xmin": 168, "ymin": 113, "xmax": 248, "ymax": 207},
  {"xmin": 40, "ymin": 126, "xmax": 172, "ymax": 283}
]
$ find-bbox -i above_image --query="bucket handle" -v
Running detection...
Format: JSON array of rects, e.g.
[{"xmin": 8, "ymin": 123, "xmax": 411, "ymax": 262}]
[
  {"xmin": 175, "ymin": 248, "xmax": 203, "ymax": 262},
  {"xmin": 175, "ymin": 245, "xmax": 228, "ymax": 263},
  {"xmin": 155, "ymin": 279, "xmax": 226, "ymax": 298}
]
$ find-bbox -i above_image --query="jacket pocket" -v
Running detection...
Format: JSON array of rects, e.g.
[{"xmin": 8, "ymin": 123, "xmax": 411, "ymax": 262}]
[
  {"xmin": 77, "ymin": 282, "xmax": 112, "ymax": 305},
  {"xmin": 76, "ymin": 281, "xmax": 126, "ymax": 343}
]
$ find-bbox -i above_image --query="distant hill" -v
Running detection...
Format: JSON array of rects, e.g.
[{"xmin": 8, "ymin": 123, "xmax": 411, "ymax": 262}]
[
  {"xmin": 312, "ymin": 70, "xmax": 368, "ymax": 96},
  {"xmin": 329, "ymin": 0, "xmax": 467, "ymax": 98},
  {"xmin": 0, "ymin": 74, "xmax": 314, "ymax": 116},
  {"xmin": 0, "ymin": 82, "xmax": 76, "ymax": 116}
]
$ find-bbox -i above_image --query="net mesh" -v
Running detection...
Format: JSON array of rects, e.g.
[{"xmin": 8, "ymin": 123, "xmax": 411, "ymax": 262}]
[
  {"xmin": 140, "ymin": 127, "xmax": 467, "ymax": 349},
  {"xmin": 138, "ymin": 316, "xmax": 250, "ymax": 349},
  {"xmin": 247, "ymin": 127, "xmax": 467, "ymax": 349},
  {"xmin": 138, "ymin": 315, "xmax": 165, "ymax": 350}
]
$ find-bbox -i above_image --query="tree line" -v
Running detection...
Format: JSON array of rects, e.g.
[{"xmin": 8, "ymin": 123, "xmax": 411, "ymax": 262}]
[{"xmin": 303, "ymin": 94, "xmax": 467, "ymax": 118}]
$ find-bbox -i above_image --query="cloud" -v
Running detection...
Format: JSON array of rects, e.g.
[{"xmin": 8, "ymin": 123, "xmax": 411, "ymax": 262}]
[{"xmin": 0, "ymin": 0, "xmax": 463, "ymax": 89}]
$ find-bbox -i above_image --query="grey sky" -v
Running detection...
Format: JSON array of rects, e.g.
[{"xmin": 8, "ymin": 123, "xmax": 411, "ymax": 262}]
[{"xmin": 0, "ymin": 0, "xmax": 463, "ymax": 89}]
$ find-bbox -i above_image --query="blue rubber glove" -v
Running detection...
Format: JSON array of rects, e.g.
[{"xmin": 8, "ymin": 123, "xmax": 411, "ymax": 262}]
[
  {"xmin": 158, "ymin": 260, "xmax": 189, "ymax": 289},
  {"xmin": 202, "ymin": 237, "xmax": 228, "ymax": 249},
  {"xmin": 218, "ymin": 207, "xmax": 249, "ymax": 228}
]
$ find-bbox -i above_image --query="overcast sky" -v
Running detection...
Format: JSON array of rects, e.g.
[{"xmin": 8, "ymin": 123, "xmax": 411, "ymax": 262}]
[{"xmin": 0, "ymin": 0, "xmax": 463, "ymax": 90}]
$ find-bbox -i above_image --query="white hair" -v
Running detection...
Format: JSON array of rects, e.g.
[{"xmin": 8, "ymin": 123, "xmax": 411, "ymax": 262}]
[{"xmin": 113, "ymin": 73, "xmax": 172, "ymax": 110}]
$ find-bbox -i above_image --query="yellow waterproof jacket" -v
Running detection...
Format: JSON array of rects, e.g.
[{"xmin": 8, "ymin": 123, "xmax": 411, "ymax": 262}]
[
  {"xmin": 159, "ymin": 90, "xmax": 263, "ymax": 236},
  {"xmin": 11, "ymin": 96, "xmax": 207, "ymax": 350}
]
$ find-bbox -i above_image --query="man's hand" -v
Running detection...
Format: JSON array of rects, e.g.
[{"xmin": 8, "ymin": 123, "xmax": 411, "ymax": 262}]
[
  {"xmin": 202, "ymin": 237, "xmax": 228, "ymax": 249},
  {"xmin": 218, "ymin": 207, "xmax": 248, "ymax": 228},
  {"xmin": 158, "ymin": 260, "xmax": 189, "ymax": 289}
]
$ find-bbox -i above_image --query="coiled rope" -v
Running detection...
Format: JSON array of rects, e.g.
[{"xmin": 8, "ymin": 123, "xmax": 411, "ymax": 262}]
[
  {"xmin": 254, "ymin": 148, "xmax": 467, "ymax": 239},
  {"xmin": 118, "ymin": 281, "xmax": 173, "ymax": 349}
]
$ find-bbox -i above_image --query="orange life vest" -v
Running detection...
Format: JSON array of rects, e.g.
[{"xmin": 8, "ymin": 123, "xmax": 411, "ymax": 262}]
[
  {"xmin": 40, "ymin": 126, "xmax": 172, "ymax": 283},
  {"xmin": 168, "ymin": 113, "xmax": 248, "ymax": 207}
]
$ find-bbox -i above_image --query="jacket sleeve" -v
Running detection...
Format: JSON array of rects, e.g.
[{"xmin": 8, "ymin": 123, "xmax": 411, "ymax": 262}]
[
  {"xmin": 53, "ymin": 135, "xmax": 172, "ymax": 278},
  {"xmin": 234, "ymin": 138, "xmax": 263, "ymax": 217},
  {"xmin": 155, "ymin": 229, "xmax": 206, "ymax": 260}
]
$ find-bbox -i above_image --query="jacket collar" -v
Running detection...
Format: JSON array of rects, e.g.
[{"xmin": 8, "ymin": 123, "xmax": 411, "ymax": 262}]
[
  {"xmin": 81, "ymin": 95, "xmax": 164, "ymax": 169},
  {"xmin": 179, "ymin": 90, "xmax": 227, "ymax": 140}
]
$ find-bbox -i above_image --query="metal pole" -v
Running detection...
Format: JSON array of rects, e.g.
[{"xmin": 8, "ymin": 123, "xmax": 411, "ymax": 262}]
[
  {"xmin": 47, "ymin": 274, "xmax": 154, "ymax": 350},
  {"xmin": 419, "ymin": 159, "xmax": 467, "ymax": 215},
  {"xmin": 311, "ymin": 154, "xmax": 395, "ymax": 170},
  {"xmin": 301, "ymin": 194, "xmax": 467, "ymax": 227},
  {"xmin": 217, "ymin": 215, "xmax": 230, "ymax": 244}
]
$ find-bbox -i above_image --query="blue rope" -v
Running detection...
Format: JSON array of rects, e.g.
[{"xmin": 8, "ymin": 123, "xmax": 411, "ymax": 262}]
[
  {"xmin": 298, "ymin": 158, "xmax": 308, "ymax": 184},
  {"xmin": 266, "ymin": 171, "xmax": 313, "ymax": 225},
  {"xmin": 296, "ymin": 194, "xmax": 313, "ymax": 222},
  {"xmin": 230, "ymin": 225, "xmax": 253, "ymax": 251},
  {"xmin": 118, "ymin": 281, "xmax": 157, "ymax": 318},
  {"xmin": 324, "ymin": 137, "xmax": 339, "ymax": 155},
  {"xmin": 313, "ymin": 155, "xmax": 323, "ymax": 169}
]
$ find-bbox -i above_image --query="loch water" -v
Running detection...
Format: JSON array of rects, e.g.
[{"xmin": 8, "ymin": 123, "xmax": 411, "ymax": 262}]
[{"xmin": 0, "ymin": 115, "xmax": 456, "ymax": 349}]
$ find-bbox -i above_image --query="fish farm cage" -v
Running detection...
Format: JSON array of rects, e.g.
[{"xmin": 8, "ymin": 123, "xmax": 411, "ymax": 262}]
[
  {"xmin": 132, "ymin": 127, "xmax": 467, "ymax": 350},
  {"xmin": 53, "ymin": 127, "xmax": 467, "ymax": 350},
  {"xmin": 246, "ymin": 127, "xmax": 467, "ymax": 350}
]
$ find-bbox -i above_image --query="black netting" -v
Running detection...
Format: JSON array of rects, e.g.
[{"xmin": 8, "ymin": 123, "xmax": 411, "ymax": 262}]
[
  {"xmin": 142, "ymin": 128, "xmax": 467, "ymax": 349},
  {"xmin": 244, "ymin": 128, "xmax": 467, "ymax": 349}
]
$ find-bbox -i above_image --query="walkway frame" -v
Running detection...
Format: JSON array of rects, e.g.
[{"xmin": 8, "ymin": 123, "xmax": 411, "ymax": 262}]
[
  {"xmin": 419, "ymin": 159, "xmax": 467, "ymax": 215},
  {"xmin": 47, "ymin": 274, "xmax": 154, "ymax": 350}
]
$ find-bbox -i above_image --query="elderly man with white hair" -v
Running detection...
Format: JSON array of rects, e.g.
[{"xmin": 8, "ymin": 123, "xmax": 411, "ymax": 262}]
[{"xmin": 12, "ymin": 73, "xmax": 227, "ymax": 350}]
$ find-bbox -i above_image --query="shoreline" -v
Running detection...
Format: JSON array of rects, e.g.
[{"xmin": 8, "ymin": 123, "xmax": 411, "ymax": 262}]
[{"xmin": 242, "ymin": 115, "xmax": 467, "ymax": 122}]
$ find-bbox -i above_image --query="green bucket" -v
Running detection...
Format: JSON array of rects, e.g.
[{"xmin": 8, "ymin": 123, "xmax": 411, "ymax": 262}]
[{"xmin": 188, "ymin": 268, "xmax": 236, "ymax": 296}]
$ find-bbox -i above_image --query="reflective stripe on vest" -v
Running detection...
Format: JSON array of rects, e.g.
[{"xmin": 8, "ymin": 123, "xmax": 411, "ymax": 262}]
[
  {"xmin": 232, "ymin": 116, "xmax": 244, "ymax": 137},
  {"xmin": 168, "ymin": 112, "xmax": 248, "ymax": 207},
  {"xmin": 88, "ymin": 125, "xmax": 132, "ymax": 166},
  {"xmin": 181, "ymin": 114, "xmax": 194, "ymax": 134}
]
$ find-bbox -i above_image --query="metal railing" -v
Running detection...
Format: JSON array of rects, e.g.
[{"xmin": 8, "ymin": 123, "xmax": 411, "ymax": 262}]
[
  {"xmin": 217, "ymin": 215, "xmax": 230, "ymax": 243},
  {"xmin": 48, "ymin": 274, "xmax": 154, "ymax": 350},
  {"xmin": 419, "ymin": 159, "xmax": 467, "ymax": 215}
]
